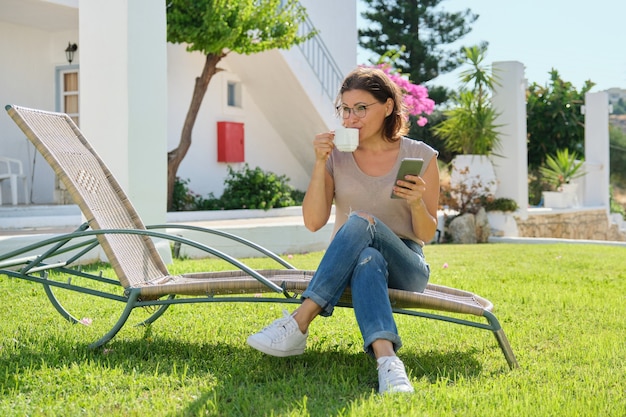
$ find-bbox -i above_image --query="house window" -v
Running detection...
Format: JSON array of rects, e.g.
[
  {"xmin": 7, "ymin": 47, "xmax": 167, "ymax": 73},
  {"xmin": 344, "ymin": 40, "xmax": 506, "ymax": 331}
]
[
  {"xmin": 60, "ymin": 70, "xmax": 79, "ymax": 125},
  {"xmin": 227, "ymin": 81, "xmax": 242, "ymax": 108}
]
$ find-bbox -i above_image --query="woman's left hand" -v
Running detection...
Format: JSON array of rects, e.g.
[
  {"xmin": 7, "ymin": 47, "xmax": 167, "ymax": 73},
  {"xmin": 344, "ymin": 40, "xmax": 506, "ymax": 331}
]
[{"xmin": 393, "ymin": 174, "xmax": 427, "ymax": 206}]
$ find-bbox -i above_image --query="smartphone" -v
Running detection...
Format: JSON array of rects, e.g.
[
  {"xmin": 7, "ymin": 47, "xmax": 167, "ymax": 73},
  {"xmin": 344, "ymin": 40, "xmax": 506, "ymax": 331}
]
[{"xmin": 391, "ymin": 158, "xmax": 424, "ymax": 198}]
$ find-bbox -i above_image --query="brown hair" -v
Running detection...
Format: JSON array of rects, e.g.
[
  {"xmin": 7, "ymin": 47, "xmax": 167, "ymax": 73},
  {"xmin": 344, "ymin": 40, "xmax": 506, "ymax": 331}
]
[{"xmin": 335, "ymin": 67, "xmax": 409, "ymax": 141}]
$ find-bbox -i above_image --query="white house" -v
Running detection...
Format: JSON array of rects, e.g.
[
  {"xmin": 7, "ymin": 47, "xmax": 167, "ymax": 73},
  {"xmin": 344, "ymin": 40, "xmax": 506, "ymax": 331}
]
[
  {"xmin": 1, "ymin": 0, "xmax": 613, "ymax": 241},
  {"xmin": 0, "ymin": 0, "xmax": 357, "ymax": 224}
]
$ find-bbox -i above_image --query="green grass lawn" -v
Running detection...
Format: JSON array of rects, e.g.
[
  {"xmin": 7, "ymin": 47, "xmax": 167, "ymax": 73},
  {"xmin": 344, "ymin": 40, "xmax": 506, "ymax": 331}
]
[{"xmin": 0, "ymin": 243, "xmax": 624, "ymax": 416}]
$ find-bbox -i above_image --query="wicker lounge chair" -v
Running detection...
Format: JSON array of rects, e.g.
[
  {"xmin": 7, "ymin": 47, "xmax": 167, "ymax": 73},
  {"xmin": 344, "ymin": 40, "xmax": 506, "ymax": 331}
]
[{"xmin": 1, "ymin": 105, "xmax": 518, "ymax": 369}]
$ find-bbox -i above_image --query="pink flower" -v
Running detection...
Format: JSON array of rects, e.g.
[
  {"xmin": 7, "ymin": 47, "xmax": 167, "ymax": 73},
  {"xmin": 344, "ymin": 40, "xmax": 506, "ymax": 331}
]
[
  {"xmin": 79, "ymin": 317, "xmax": 93, "ymax": 326},
  {"xmin": 442, "ymin": 263, "xmax": 449, "ymax": 269},
  {"xmin": 370, "ymin": 64, "xmax": 435, "ymax": 124}
]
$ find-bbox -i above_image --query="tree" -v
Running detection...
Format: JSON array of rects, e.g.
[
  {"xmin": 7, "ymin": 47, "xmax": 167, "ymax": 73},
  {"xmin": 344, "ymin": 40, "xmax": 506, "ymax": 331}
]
[
  {"xmin": 432, "ymin": 46, "xmax": 500, "ymax": 155},
  {"xmin": 526, "ymin": 70, "xmax": 594, "ymax": 169},
  {"xmin": 610, "ymin": 124, "xmax": 626, "ymax": 183},
  {"xmin": 359, "ymin": 0, "xmax": 483, "ymax": 104},
  {"xmin": 166, "ymin": 0, "xmax": 313, "ymax": 210},
  {"xmin": 612, "ymin": 98, "xmax": 626, "ymax": 115}
]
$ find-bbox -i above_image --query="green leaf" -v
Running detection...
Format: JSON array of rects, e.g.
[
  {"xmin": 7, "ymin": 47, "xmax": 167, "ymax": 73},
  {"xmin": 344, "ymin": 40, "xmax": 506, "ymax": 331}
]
[{"xmin": 167, "ymin": 0, "xmax": 315, "ymax": 56}]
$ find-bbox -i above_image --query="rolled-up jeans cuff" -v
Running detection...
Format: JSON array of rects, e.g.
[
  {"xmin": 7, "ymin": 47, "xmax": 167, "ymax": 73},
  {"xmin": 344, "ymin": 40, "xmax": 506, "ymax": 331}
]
[{"xmin": 363, "ymin": 331, "xmax": 403, "ymax": 358}]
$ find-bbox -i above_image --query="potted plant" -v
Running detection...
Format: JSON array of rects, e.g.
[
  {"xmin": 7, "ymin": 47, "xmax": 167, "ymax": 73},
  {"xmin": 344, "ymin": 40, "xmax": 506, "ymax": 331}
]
[
  {"xmin": 539, "ymin": 148, "xmax": 585, "ymax": 208},
  {"xmin": 483, "ymin": 197, "xmax": 519, "ymax": 212},
  {"xmin": 483, "ymin": 197, "xmax": 519, "ymax": 237},
  {"xmin": 433, "ymin": 46, "xmax": 501, "ymax": 202}
]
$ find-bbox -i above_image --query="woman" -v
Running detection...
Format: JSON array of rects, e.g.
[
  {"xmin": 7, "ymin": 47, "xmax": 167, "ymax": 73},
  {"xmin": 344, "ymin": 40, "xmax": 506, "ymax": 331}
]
[{"xmin": 247, "ymin": 67, "xmax": 440, "ymax": 394}]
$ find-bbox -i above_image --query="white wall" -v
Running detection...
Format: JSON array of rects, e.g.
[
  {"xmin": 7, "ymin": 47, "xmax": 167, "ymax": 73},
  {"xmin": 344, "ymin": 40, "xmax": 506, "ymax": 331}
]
[
  {"xmin": 0, "ymin": 21, "xmax": 78, "ymax": 204},
  {"xmin": 80, "ymin": 0, "xmax": 167, "ymax": 225},
  {"xmin": 301, "ymin": 0, "xmax": 357, "ymax": 76},
  {"xmin": 1, "ymin": 0, "xmax": 356, "ymax": 207},
  {"xmin": 583, "ymin": 92, "xmax": 610, "ymax": 210},
  {"xmin": 165, "ymin": 0, "xmax": 357, "ymax": 199},
  {"xmin": 166, "ymin": 45, "xmax": 310, "ymax": 198},
  {"xmin": 492, "ymin": 61, "xmax": 528, "ymax": 219}
]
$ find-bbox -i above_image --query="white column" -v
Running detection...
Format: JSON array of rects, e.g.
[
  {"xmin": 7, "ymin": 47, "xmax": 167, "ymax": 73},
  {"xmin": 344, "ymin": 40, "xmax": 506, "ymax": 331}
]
[
  {"xmin": 491, "ymin": 61, "xmax": 528, "ymax": 219},
  {"xmin": 583, "ymin": 92, "xmax": 610, "ymax": 211},
  {"xmin": 79, "ymin": 1, "xmax": 167, "ymax": 225}
]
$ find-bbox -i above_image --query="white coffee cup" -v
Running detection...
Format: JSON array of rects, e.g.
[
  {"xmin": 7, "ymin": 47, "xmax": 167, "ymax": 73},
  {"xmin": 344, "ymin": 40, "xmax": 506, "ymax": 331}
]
[{"xmin": 333, "ymin": 127, "xmax": 359, "ymax": 152}]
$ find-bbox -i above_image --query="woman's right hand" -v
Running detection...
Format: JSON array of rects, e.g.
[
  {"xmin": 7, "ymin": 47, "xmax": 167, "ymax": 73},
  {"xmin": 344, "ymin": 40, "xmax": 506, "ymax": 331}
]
[
  {"xmin": 313, "ymin": 131, "xmax": 335, "ymax": 161},
  {"xmin": 303, "ymin": 132, "xmax": 336, "ymax": 231}
]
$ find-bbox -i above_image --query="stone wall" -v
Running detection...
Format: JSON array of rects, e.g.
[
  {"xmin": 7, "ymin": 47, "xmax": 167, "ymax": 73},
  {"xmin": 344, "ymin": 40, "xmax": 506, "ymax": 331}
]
[{"xmin": 515, "ymin": 208, "xmax": 626, "ymax": 242}]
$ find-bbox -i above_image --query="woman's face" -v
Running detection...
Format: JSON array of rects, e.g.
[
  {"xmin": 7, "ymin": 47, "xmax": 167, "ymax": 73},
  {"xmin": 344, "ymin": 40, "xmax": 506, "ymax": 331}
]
[{"xmin": 339, "ymin": 89, "xmax": 391, "ymax": 141}]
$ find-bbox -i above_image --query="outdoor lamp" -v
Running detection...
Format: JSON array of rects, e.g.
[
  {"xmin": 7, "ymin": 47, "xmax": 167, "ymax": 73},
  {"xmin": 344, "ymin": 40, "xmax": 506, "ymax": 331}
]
[{"xmin": 65, "ymin": 42, "xmax": 78, "ymax": 65}]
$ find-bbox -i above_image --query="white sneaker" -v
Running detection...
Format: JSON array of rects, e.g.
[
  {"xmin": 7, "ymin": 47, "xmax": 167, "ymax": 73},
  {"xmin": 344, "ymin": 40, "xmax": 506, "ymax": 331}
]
[
  {"xmin": 247, "ymin": 310, "xmax": 308, "ymax": 357},
  {"xmin": 377, "ymin": 356, "xmax": 414, "ymax": 394}
]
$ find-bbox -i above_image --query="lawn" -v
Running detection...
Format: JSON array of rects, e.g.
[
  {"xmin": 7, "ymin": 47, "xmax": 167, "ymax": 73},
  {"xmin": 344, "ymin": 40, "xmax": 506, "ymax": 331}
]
[{"xmin": 0, "ymin": 243, "xmax": 624, "ymax": 416}]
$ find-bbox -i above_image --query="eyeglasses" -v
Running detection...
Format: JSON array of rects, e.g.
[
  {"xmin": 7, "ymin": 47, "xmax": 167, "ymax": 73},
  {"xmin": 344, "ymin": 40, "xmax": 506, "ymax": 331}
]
[{"xmin": 336, "ymin": 102, "xmax": 380, "ymax": 119}]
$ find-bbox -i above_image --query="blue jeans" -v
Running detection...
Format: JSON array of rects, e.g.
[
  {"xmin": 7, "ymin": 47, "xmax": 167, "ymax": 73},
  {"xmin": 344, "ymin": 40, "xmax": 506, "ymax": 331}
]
[{"xmin": 302, "ymin": 212, "xmax": 430, "ymax": 356}]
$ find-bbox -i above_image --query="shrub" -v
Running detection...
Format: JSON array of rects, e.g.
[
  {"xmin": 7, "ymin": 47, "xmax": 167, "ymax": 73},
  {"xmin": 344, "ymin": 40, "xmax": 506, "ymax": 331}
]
[
  {"xmin": 610, "ymin": 186, "xmax": 625, "ymax": 219},
  {"xmin": 481, "ymin": 197, "xmax": 518, "ymax": 212},
  {"xmin": 220, "ymin": 164, "xmax": 300, "ymax": 210},
  {"xmin": 610, "ymin": 124, "xmax": 626, "ymax": 184},
  {"xmin": 172, "ymin": 177, "xmax": 203, "ymax": 211},
  {"xmin": 170, "ymin": 166, "xmax": 304, "ymax": 212},
  {"xmin": 439, "ymin": 168, "xmax": 496, "ymax": 214},
  {"xmin": 527, "ymin": 168, "xmax": 552, "ymax": 206},
  {"xmin": 526, "ymin": 70, "xmax": 594, "ymax": 169}
]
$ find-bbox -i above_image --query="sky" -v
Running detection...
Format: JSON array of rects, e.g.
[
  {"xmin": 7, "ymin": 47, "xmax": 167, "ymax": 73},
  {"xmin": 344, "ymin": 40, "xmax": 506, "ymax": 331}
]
[{"xmin": 356, "ymin": 0, "xmax": 626, "ymax": 93}]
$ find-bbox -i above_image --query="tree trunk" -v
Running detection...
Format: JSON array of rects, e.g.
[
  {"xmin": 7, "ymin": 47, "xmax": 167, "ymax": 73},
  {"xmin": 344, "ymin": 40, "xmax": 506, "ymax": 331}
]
[{"xmin": 167, "ymin": 52, "xmax": 225, "ymax": 211}]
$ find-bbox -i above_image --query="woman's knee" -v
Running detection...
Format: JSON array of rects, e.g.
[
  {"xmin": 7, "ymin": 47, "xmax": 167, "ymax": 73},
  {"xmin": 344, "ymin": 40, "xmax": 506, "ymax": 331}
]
[
  {"xmin": 357, "ymin": 246, "xmax": 384, "ymax": 266},
  {"xmin": 354, "ymin": 248, "xmax": 388, "ymax": 284}
]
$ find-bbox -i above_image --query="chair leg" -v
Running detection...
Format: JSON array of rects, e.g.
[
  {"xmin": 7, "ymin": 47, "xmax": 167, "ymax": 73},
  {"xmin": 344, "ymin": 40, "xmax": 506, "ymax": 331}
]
[
  {"xmin": 493, "ymin": 328, "xmax": 519, "ymax": 369},
  {"xmin": 10, "ymin": 175, "xmax": 17, "ymax": 205},
  {"xmin": 21, "ymin": 176, "xmax": 29, "ymax": 204},
  {"xmin": 136, "ymin": 295, "xmax": 175, "ymax": 327},
  {"xmin": 483, "ymin": 310, "xmax": 519, "ymax": 369},
  {"xmin": 43, "ymin": 281, "xmax": 81, "ymax": 324},
  {"xmin": 89, "ymin": 290, "xmax": 141, "ymax": 349}
]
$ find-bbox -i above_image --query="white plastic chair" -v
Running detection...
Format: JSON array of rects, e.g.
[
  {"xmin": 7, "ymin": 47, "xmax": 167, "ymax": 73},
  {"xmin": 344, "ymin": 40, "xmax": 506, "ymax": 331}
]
[{"xmin": 0, "ymin": 156, "xmax": 29, "ymax": 205}]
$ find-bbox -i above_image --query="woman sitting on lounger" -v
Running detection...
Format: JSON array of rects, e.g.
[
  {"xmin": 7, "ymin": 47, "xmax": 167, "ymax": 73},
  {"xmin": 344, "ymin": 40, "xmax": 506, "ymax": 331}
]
[{"xmin": 247, "ymin": 66, "xmax": 440, "ymax": 394}]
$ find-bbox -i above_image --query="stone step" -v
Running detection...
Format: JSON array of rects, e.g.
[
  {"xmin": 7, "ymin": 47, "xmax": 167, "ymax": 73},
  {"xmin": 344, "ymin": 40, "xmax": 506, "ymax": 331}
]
[{"xmin": 0, "ymin": 205, "xmax": 82, "ymax": 230}]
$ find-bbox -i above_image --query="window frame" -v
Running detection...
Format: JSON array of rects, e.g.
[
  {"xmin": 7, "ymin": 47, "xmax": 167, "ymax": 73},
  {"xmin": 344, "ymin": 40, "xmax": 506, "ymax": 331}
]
[{"xmin": 55, "ymin": 65, "xmax": 80, "ymax": 125}]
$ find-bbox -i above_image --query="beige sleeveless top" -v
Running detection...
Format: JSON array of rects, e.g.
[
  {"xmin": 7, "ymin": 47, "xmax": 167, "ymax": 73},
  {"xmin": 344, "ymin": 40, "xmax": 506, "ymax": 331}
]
[{"xmin": 327, "ymin": 137, "xmax": 438, "ymax": 246}]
